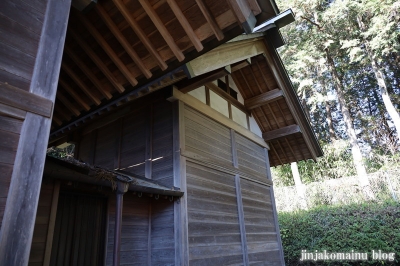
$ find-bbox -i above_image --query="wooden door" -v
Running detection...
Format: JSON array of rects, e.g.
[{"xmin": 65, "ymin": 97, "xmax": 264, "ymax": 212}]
[{"xmin": 50, "ymin": 192, "xmax": 107, "ymax": 266}]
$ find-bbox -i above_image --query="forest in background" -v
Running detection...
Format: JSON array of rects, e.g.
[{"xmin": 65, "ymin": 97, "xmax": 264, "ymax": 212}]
[{"xmin": 272, "ymin": 0, "xmax": 400, "ymax": 190}]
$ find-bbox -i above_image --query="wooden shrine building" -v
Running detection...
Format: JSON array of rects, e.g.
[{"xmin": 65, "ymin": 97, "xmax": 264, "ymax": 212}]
[{"xmin": 0, "ymin": 0, "xmax": 322, "ymax": 265}]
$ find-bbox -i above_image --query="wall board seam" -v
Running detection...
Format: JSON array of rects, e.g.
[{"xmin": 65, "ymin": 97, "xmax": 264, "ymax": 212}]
[
  {"xmin": 183, "ymin": 153, "xmax": 273, "ymax": 187},
  {"xmin": 235, "ymin": 175, "xmax": 249, "ymax": 266}
]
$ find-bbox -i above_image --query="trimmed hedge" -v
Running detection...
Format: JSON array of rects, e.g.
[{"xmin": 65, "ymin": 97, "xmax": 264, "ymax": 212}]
[{"xmin": 278, "ymin": 201, "xmax": 400, "ymax": 265}]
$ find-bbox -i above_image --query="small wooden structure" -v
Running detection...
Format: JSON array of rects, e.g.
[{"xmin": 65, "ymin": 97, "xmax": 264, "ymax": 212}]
[{"xmin": 0, "ymin": 0, "xmax": 322, "ymax": 265}]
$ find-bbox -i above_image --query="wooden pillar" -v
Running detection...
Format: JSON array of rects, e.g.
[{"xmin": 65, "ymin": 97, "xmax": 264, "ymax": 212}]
[
  {"xmin": 0, "ymin": 0, "xmax": 71, "ymax": 264},
  {"xmin": 113, "ymin": 181, "xmax": 128, "ymax": 266}
]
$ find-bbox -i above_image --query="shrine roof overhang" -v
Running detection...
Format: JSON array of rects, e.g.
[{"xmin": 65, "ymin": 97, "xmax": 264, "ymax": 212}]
[{"xmin": 44, "ymin": 156, "xmax": 184, "ymax": 197}]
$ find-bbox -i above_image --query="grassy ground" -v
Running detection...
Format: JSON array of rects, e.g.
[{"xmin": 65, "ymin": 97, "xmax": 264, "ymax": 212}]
[{"xmin": 278, "ymin": 200, "xmax": 400, "ymax": 265}]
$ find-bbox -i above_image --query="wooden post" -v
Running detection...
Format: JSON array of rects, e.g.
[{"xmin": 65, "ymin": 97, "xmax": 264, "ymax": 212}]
[
  {"xmin": 0, "ymin": 0, "xmax": 71, "ymax": 264},
  {"xmin": 113, "ymin": 181, "xmax": 128, "ymax": 266},
  {"xmin": 172, "ymin": 101, "xmax": 189, "ymax": 265}
]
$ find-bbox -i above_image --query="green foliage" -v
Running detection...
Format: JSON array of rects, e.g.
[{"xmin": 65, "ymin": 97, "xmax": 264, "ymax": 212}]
[
  {"xmin": 272, "ymin": 140, "xmax": 356, "ymax": 186},
  {"xmin": 47, "ymin": 145, "xmax": 75, "ymax": 159},
  {"xmin": 278, "ymin": 201, "xmax": 400, "ymax": 265}
]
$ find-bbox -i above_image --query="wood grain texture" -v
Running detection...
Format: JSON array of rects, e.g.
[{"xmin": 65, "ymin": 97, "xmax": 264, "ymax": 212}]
[
  {"xmin": 95, "ymin": 5, "xmax": 152, "ymax": 79},
  {"xmin": 166, "ymin": 0, "xmax": 203, "ymax": 52},
  {"xmin": 112, "ymin": 0, "xmax": 168, "ymax": 70},
  {"xmin": 262, "ymin": 124, "xmax": 301, "ymax": 142},
  {"xmin": 186, "ymin": 162, "xmax": 242, "ymax": 265},
  {"xmin": 0, "ymin": 82, "xmax": 53, "ymax": 118},
  {"xmin": 194, "ymin": 0, "xmax": 224, "ymax": 41},
  {"xmin": 244, "ymin": 88, "xmax": 284, "ymax": 110},
  {"xmin": 0, "ymin": 0, "xmax": 71, "ymax": 263},
  {"xmin": 240, "ymin": 178, "xmax": 283, "ymax": 265},
  {"xmin": 139, "ymin": 0, "xmax": 185, "ymax": 62}
]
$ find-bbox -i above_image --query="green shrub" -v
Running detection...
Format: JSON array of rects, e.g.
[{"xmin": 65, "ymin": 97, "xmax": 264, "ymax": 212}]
[{"xmin": 278, "ymin": 201, "xmax": 400, "ymax": 265}]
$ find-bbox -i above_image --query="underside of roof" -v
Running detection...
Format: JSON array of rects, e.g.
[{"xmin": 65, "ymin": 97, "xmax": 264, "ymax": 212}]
[
  {"xmin": 232, "ymin": 50, "xmax": 322, "ymax": 166},
  {"xmin": 50, "ymin": 0, "xmax": 279, "ymax": 134},
  {"xmin": 48, "ymin": 0, "xmax": 322, "ymax": 167}
]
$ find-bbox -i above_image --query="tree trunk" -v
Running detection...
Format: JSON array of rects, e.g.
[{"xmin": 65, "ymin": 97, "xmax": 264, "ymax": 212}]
[
  {"xmin": 357, "ymin": 16, "xmax": 400, "ymax": 144},
  {"xmin": 325, "ymin": 48, "xmax": 374, "ymax": 199},
  {"xmin": 319, "ymin": 73, "xmax": 337, "ymax": 141},
  {"xmin": 291, "ymin": 162, "xmax": 308, "ymax": 210}
]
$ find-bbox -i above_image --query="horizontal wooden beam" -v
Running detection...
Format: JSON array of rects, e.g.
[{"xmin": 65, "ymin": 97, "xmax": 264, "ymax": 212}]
[
  {"xmin": 168, "ymin": 88, "xmax": 269, "ymax": 149},
  {"xmin": 231, "ymin": 58, "xmax": 251, "ymax": 72},
  {"xmin": 176, "ymin": 66, "xmax": 231, "ymax": 94},
  {"xmin": 0, "ymin": 82, "xmax": 53, "ymax": 118},
  {"xmin": 262, "ymin": 124, "xmax": 301, "ymax": 142},
  {"xmin": 206, "ymin": 82, "xmax": 249, "ymax": 115},
  {"xmin": 244, "ymin": 89, "xmax": 284, "ymax": 110}
]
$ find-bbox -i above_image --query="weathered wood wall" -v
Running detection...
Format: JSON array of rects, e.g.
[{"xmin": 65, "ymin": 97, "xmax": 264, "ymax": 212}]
[
  {"xmin": 105, "ymin": 193, "xmax": 175, "ymax": 265},
  {"xmin": 182, "ymin": 105, "xmax": 284, "ymax": 265},
  {"xmin": 0, "ymin": 117, "xmax": 23, "ymax": 225},
  {"xmin": 77, "ymin": 91, "xmax": 177, "ymax": 265},
  {"xmin": 0, "ymin": 0, "xmax": 47, "ymax": 229},
  {"xmin": 77, "ymin": 91, "xmax": 174, "ymax": 188}
]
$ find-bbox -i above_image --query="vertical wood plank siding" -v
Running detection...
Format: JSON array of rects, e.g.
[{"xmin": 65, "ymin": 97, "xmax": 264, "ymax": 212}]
[
  {"xmin": 106, "ymin": 194, "xmax": 150, "ymax": 265},
  {"xmin": 77, "ymin": 94, "xmax": 174, "ymax": 187},
  {"xmin": 0, "ymin": 0, "xmax": 46, "ymax": 229},
  {"xmin": 76, "ymin": 93, "xmax": 177, "ymax": 265}
]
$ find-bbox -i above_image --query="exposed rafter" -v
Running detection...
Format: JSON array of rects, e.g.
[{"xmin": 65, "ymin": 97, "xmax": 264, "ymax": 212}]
[
  {"xmin": 75, "ymin": 10, "xmax": 138, "ymax": 87},
  {"xmin": 95, "ymin": 5, "xmax": 152, "ymax": 79},
  {"xmin": 112, "ymin": 0, "xmax": 168, "ymax": 70},
  {"xmin": 139, "ymin": 0, "xmax": 185, "ymax": 62},
  {"xmin": 262, "ymin": 124, "xmax": 301, "ymax": 142},
  {"xmin": 68, "ymin": 30, "xmax": 125, "ymax": 94},
  {"xmin": 244, "ymin": 89, "xmax": 284, "ymax": 110},
  {"xmin": 56, "ymin": 92, "xmax": 81, "ymax": 117},
  {"xmin": 195, "ymin": 0, "xmax": 224, "ymax": 41},
  {"xmin": 231, "ymin": 58, "xmax": 251, "ymax": 72},
  {"xmin": 64, "ymin": 47, "xmax": 112, "ymax": 100},
  {"xmin": 61, "ymin": 64, "xmax": 101, "ymax": 106},
  {"xmin": 58, "ymin": 79, "xmax": 91, "ymax": 111},
  {"xmin": 166, "ymin": 0, "xmax": 203, "ymax": 52}
]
